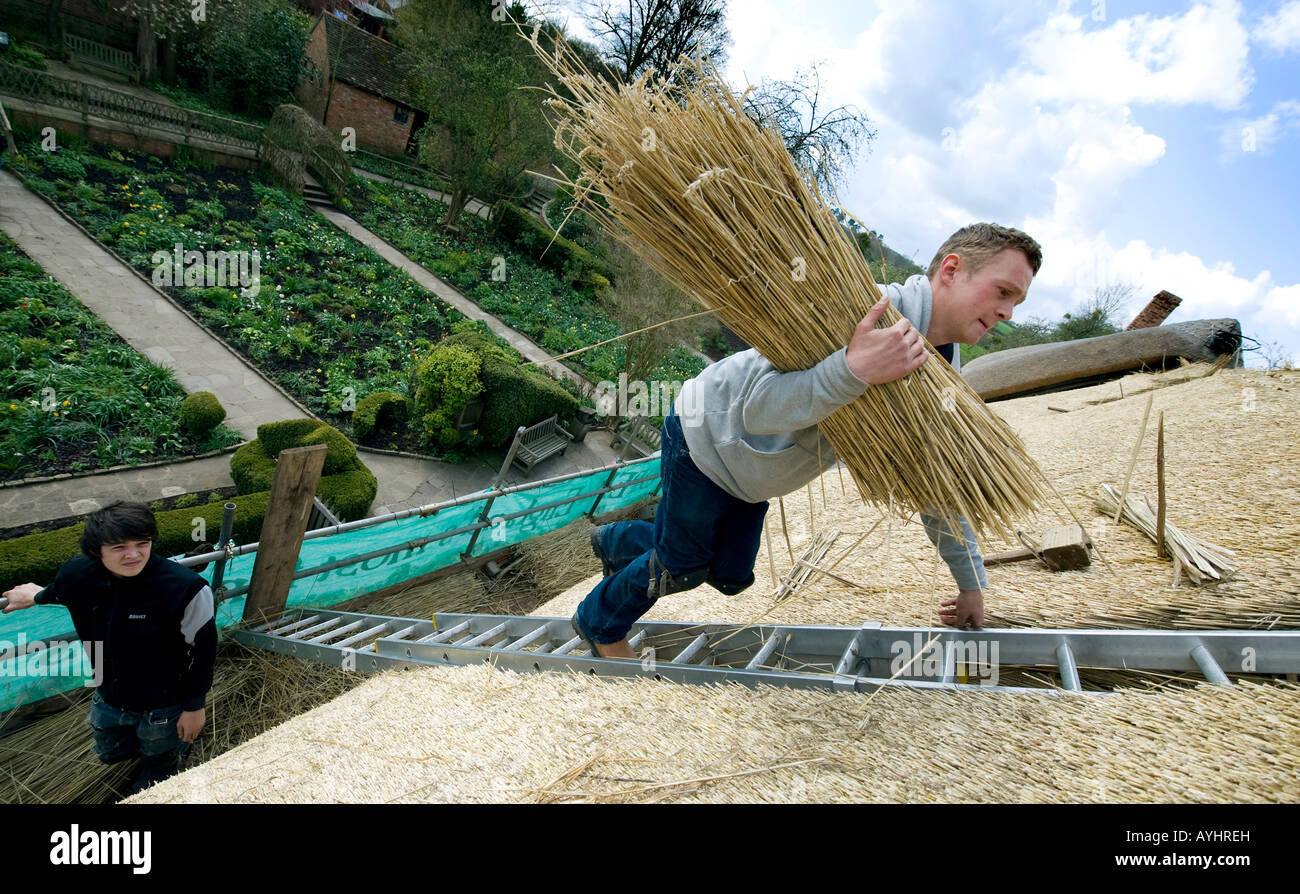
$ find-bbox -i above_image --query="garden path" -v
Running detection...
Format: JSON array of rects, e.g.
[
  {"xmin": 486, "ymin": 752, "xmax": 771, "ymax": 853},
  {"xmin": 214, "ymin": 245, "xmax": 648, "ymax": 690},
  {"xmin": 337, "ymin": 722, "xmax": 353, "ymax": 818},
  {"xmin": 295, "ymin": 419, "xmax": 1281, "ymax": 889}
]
[
  {"xmin": 0, "ymin": 172, "xmax": 626, "ymax": 530},
  {"xmin": 351, "ymin": 169, "xmax": 493, "ymax": 220},
  {"xmin": 0, "ymin": 169, "xmax": 305, "ymax": 438},
  {"xmin": 313, "ymin": 205, "xmax": 592, "ymax": 390}
]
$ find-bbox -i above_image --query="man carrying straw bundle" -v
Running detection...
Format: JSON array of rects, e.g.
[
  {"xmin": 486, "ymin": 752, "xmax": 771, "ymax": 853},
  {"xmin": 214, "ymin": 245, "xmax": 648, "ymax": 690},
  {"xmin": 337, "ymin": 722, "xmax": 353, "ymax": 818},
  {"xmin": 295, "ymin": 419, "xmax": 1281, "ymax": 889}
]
[
  {"xmin": 3, "ymin": 502, "xmax": 217, "ymax": 793},
  {"xmin": 573, "ymin": 223, "xmax": 1042, "ymax": 659}
]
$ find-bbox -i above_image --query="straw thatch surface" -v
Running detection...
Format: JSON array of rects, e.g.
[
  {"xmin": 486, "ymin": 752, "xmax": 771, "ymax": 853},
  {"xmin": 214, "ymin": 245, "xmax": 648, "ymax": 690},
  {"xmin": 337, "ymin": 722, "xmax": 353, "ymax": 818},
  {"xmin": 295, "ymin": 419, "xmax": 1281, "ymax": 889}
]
[
  {"xmin": 1, "ymin": 643, "xmax": 364, "ymax": 804},
  {"xmin": 129, "ymin": 663, "xmax": 1300, "ymax": 803},
  {"xmin": 129, "ymin": 366, "xmax": 1300, "ymax": 803}
]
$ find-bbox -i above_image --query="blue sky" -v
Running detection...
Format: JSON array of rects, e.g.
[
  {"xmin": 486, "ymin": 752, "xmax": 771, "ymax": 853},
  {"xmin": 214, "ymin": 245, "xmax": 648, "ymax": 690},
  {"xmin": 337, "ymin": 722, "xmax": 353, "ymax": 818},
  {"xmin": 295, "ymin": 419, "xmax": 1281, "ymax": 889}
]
[{"xmin": 555, "ymin": 0, "xmax": 1300, "ymax": 366}]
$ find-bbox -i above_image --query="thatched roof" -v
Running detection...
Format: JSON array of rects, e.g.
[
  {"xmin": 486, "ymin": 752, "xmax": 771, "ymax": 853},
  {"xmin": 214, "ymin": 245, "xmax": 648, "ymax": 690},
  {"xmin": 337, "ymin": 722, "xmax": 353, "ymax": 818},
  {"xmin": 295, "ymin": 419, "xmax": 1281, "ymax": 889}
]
[{"xmin": 131, "ymin": 364, "xmax": 1300, "ymax": 803}]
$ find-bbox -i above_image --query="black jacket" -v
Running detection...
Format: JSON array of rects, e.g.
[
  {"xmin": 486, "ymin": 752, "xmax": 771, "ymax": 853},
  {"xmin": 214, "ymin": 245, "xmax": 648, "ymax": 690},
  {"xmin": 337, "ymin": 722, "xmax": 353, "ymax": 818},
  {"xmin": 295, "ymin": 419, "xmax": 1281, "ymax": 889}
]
[{"xmin": 35, "ymin": 553, "xmax": 217, "ymax": 712}]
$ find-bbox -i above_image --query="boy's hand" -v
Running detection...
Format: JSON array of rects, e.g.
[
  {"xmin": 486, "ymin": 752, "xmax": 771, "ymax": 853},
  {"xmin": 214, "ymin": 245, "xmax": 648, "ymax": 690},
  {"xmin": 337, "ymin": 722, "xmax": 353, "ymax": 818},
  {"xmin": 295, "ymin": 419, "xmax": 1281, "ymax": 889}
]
[
  {"xmin": 846, "ymin": 297, "xmax": 930, "ymax": 385},
  {"xmin": 939, "ymin": 589, "xmax": 983, "ymax": 628},
  {"xmin": 177, "ymin": 708, "xmax": 205, "ymax": 743},
  {"xmin": 1, "ymin": 583, "xmax": 43, "ymax": 612}
]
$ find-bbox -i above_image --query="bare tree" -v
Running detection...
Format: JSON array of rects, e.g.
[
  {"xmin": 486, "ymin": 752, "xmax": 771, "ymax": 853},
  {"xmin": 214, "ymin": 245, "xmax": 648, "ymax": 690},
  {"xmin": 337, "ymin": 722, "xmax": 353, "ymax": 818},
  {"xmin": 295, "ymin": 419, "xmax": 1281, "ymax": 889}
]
[
  {"xmin": 602, "ymin": 237, "xmax": 701, "ymax": 385},
  {"xmin": 745, "ymin": 63, "xmax": 875, "ymax": 194},
  {"xmin": 1259, "ymin": 340, "xmax": 1295, "ymax": 370},
  {"xmin": 582, "ymin": 0, "xmax": 730, "ymax": 82}
]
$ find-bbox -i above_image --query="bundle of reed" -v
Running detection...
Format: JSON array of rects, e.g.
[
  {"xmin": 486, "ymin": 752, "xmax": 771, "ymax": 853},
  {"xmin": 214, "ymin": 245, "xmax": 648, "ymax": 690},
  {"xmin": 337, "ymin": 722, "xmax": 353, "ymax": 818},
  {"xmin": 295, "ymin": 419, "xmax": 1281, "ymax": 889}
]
[
  {"xmin": 1094, "ymin": 484, "xmax": 1238, "ymax": 584},
  {"xmin": 530, "ymin": 33, "xmax": 1047, "ymax": 539}
]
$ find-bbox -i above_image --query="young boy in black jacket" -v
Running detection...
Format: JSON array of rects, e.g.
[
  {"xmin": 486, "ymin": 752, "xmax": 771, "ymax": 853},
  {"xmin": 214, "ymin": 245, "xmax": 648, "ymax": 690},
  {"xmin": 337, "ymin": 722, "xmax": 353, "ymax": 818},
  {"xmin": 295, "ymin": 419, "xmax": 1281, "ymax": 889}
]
[{"xmin": 3, "ymin": 502, "xmax": 217, "ymax": 793}]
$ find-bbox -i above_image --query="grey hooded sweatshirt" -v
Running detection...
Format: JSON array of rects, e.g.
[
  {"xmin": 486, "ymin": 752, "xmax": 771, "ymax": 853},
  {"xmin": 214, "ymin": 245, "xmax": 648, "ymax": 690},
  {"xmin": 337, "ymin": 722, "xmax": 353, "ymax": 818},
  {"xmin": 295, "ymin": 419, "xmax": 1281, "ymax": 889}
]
[{"xmin": 674, "ymin": 274, "xmax": 988, "ymax": 590}]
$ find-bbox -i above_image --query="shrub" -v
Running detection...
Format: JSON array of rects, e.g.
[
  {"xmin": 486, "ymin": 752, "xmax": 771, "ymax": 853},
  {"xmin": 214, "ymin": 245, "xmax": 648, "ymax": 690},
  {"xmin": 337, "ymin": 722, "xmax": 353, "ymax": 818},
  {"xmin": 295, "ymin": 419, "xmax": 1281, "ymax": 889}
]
[
  {"xmin": 304, "ymin": 423, "xmax": 358, "ymax": 474},
  {"xmin": 412, "ymin": 344, "xmax": 482, "ymax": 449},
  {"xmin": 9, "ymin": 43, "xmax": 48, "ymax": 71},
  {"xmin": 230, "ymin": 439, "xmax": 276, "ymax": 494},
  {"xmin": 257, "ymin": 418, "xmax": 324, "ymax": 457},
  {"xmin": 352, "ymin": 391, "xmax": 412, "ymax": 440},
  {"xmin": 477, "ymin": 353, "xmax": 579, "ymax": 447},
  {"xmin": 42, "ymin": 153, "xmax": 87, "ymax": 183},
  {"xmin": 491, "ymin": 200, "xmax": 611, "ymax": 294},
  {"xmin": 178, "ymin": 391, "xmax": 226, "ymax": 435},
  {"xmin": 316, "ymin": 467, "xmax": 377, "ymax": 520}
]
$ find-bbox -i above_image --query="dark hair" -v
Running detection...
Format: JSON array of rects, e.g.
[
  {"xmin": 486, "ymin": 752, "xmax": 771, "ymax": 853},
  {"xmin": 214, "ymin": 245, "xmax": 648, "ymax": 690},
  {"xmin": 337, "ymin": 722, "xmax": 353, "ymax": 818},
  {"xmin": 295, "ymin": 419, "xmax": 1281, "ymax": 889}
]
[
  {"xmin": 926, "ymin": 223, "xmax": 1043, "ymax": 279},
  {"xmin": 80, "ymin": 502, "xmax": 158, "ymax": 560}
]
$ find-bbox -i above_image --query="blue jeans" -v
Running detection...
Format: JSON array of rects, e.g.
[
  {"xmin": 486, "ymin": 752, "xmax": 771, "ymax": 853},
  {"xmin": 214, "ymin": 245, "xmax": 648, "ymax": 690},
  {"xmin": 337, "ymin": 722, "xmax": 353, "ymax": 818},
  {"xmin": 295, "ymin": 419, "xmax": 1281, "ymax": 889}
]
[
  {"xmin": 575, "ymin": 411, "xmax": 769, "ymax": 644},
  {"xmin": 87, "ymin": 690, "xmax": 188, "ymax": 793}
]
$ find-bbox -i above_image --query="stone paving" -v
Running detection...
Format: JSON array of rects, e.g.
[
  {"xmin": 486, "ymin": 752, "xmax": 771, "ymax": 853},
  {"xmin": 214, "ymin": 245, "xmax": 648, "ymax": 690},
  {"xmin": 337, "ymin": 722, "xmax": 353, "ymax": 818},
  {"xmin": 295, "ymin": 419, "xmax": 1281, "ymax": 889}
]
[{"xmin": 0, "ymin": 170, "xmax": 628, "ymax": 531}]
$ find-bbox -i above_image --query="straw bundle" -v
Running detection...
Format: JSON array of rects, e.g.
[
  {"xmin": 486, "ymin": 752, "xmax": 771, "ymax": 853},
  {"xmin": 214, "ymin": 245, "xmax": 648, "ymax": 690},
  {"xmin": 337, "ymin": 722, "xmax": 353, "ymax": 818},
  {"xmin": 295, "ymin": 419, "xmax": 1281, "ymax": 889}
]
[
  {"xmin": 530, "ymin": 32, "xmax": 1047, "ymax": 539},
  {"xmin": 1094, "ymin": 484, "xmax": 1238, "ymax": 584}
]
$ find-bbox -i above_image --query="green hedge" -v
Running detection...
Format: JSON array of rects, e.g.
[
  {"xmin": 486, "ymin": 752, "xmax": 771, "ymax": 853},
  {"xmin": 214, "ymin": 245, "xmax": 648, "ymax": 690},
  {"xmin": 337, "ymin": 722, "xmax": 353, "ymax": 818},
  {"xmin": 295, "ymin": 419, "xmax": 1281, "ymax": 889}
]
[
  {"xmin": 491, "ymin": 200, "xmax": 611, "ymax": 296},
  {"xmin": 0, "ymin": 491, "xmax": 272, "ymax": 593},
  {"xmin": 258, "ymin": 418, "xmax": 324, "ymax": 457},
  {"xmin": 230, "ymin": 420, "xmax": 377, "ymax": 518},
  {"xmin": 433, "ymin": 330, "xmax": 578, "ymax": 447},
  {"xmin": 478, "ymin": 353, "xmax": 579, "ymax": 447},
  {"xmin": 352, "ymin": 391, "xmax": 412, "ymax": 440}
]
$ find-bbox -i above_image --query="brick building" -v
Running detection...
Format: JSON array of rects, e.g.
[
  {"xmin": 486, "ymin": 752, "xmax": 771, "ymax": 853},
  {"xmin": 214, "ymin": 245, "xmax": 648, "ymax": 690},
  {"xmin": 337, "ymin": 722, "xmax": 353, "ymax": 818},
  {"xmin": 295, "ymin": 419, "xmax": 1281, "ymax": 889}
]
[{"xmin": 296, "ymin": 13, "xmax": 427, "ymax": 158}]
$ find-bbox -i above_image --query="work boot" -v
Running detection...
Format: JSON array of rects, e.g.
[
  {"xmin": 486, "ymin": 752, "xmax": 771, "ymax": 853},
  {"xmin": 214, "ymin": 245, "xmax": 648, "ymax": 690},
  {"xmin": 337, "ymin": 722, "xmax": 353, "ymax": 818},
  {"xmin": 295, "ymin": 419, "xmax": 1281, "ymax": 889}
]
[{"xmin": 590, "ymin": 525, "xmax": 615, "ymax": 577}]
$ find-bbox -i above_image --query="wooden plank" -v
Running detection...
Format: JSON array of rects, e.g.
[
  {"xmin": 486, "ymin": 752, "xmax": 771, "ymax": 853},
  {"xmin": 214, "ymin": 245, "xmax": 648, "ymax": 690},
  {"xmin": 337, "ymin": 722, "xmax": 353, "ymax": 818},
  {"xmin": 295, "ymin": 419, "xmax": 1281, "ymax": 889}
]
[
  {"xmin": 1156, "ymin": 411, "xmax": 1167, "ymax": 559},
  {"xmin": 242, "ymin": 444, "xmax": 328, "ymax": 625}
]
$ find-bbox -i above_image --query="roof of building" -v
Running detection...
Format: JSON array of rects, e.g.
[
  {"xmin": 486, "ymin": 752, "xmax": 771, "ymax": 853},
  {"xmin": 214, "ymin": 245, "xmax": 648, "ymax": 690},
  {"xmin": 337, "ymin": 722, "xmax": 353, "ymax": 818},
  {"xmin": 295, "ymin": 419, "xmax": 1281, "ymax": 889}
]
[
  {"xmin": 131, "ymin": 363, "xmax": 1300, "ymax": 803},
  {"xmin": 323, "ymin": 15, "xmax": 424, "ymax": 110}
]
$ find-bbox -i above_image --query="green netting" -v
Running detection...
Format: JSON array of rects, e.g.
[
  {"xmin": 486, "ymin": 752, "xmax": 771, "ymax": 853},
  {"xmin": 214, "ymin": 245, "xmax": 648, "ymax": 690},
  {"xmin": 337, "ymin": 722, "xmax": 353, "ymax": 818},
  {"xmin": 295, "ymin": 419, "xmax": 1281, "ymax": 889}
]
[{"xmin": 1, "ymin": 459, "xmax": 661, "ymax": 713}]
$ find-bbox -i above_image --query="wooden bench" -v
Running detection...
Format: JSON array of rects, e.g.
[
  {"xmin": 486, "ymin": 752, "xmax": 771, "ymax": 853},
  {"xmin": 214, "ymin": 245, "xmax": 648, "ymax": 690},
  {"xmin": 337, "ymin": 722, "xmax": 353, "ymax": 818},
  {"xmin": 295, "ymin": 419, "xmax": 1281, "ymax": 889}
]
[
  {"xmin": 610, "ymin": 417, "xmax": 661, "ymax": 458},
  {"xmin": 65, "ymin": 34, "xmax": 140, "ymax": 84},
  {"xmin": 509, "ymin": 414, "xmax": 573, "ymax": 473}
]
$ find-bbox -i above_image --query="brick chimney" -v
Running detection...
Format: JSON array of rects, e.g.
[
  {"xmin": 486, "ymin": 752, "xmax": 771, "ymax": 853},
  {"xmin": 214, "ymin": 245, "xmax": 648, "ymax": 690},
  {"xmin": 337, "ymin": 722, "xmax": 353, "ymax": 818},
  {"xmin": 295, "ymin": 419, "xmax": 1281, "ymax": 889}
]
[{"xmin": 1126, "ymin": 290, "xmax": 1182, "ymax": 330}]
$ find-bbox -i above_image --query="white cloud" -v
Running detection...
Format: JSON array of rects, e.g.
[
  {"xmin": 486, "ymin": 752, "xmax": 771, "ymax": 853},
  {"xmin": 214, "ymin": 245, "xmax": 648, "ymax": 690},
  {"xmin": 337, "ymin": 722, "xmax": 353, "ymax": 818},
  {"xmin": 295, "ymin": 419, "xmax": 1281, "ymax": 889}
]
[
  {"xmin": 1021, "ymin": 1, "xmax": 1253, "ymax": 110},
  {"xmin": 1254, "ymin": 0, "xmax": 1300, "ymax": 53},
  {"xmin": 1220, "ymin": 99, "xmax": 1300, "ymax": 158}
]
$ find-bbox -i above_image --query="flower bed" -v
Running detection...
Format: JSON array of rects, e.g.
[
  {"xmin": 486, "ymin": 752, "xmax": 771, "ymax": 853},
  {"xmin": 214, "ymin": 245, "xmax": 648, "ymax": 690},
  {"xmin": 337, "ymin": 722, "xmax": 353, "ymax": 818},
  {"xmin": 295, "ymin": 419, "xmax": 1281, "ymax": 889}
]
[
  {"xmin": 11, "ymin": 139, "xmax": 463, "ymax": 432},
  {"xmin": 0, "ymin": 232, "xmax": 241, "ymax": 481},
  {"xmin": 349, "ymin": 177, "xmax": 706, "ymax": 386}
]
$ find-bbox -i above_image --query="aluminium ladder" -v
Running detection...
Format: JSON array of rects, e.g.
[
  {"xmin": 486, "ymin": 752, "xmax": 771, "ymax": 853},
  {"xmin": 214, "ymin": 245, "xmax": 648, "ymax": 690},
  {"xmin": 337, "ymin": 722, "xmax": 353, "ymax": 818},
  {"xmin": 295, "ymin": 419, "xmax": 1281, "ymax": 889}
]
[{"xmin": 233, "ymin": 608, "xmax": 1300, "ymax": 694}]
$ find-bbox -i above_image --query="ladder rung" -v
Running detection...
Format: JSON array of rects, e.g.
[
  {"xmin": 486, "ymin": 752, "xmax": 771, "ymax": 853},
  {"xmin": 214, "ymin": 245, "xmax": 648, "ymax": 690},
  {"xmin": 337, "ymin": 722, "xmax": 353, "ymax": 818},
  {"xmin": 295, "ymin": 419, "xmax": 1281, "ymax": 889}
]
[
  {"xmin": 422, "ymin": 621, "xmax": 471, "ymax": 644},
  {"xmin": 309, "ymin": 619, "xmax": 365, "ymax": 643},
  {"xmin": 672, "ymin": 633, "xmax": 709, "ymax": 665},
  {"xmin": 1191, "ymin": 643, "xmax": 1231, "ymax": 684},
  {"xmin": 503, "ymin": 624, "xmax": 551, "ymax": 652},
  {"xmin": 262, "ymin": 614, "xmax": 319, "ymax": 635},
  {"xmin": 335, "ymin": 623, "xmax": 391, "ymax": 651},
  {"xmin": 462, "ymin": 623, "xmax": 508, "ymax": 649},
  {"xmin": 746, "ymin": 632, "xmax": 785, "ymax": 670},
  {"xmin": 628, "ymin": 629, "xmax": 646, "ymax": 650},
  {"xmin": 556, "ymin": 635, "xmax": 583, "ymax": 655},
  {"xmin": 1056, "ymin": 642, "xmax": 1081, "ymax": 691},
  {"xmin": 387, "ymin": 625, "xmax": 418, "ymax": 641},
  {"xmin": 286, "ymin": 617, "xmax": 342, "ymax": 641}
]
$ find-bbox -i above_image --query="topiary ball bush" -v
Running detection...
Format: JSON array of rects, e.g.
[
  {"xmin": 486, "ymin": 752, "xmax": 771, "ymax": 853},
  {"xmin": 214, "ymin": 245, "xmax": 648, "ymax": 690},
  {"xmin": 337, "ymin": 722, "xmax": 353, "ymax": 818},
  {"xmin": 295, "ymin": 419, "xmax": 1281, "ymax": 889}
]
[{"xmin": 178, "ymin": 391, "xmax": 226, "ymax": 435}]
